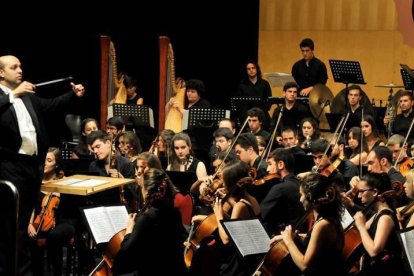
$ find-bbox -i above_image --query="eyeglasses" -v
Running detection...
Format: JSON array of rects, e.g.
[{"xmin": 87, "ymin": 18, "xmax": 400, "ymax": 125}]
[{"xmin": 358, "ymin": 188, "xmax": 374, "ymax": 194}]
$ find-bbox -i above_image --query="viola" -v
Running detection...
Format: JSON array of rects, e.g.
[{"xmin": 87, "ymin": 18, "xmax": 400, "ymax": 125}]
[{"xmin": 254, "ymin": 173, "xmax": 281, "ymax": 186}]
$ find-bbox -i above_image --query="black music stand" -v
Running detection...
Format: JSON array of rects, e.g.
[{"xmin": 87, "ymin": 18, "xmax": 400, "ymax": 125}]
[
  {"xmin": 183, "ymin": 108, "xmax": 230, "ymax": 165},
  {"xmin": 166, "ymin": 171, "xmax": 197, "ymax": 195},
  {"xmin": 112, "ymin": 104, "xmax": 154, "ymax": 128},
  {"xmin": 400, "ymin": 64, "xmax": 414, "ymax": 91},
  {"xmin": 329, "ymin": 60, "xmax": 366, "ymax": 98},
  {"xmin": 113, "ymin": 104, "xmax": 155, "ymax": 150},
  {"xmin": 230, "ymin": 96, "xmax": 263, "ymax": 127}
]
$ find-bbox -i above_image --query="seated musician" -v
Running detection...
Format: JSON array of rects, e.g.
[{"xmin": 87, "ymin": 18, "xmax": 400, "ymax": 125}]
[
  {"xmin": 247, "ymin": 107, "xmax": 271, "ymax": 143},
  {"xmin": 234, "ymin": 133, "xmax": 268, "ymax": 202},
  {"xmin": 28, "ymin": 148, "xmax": 75, "ymax": 276},
  {"xmin": 87, "ymin": 130, "xmax": 136, "ymax": 207},
  {"xmin": 361, "ymin": 115, "xmax": 385, "ymax": 152},
  {"xmin": 384, "ymin": 91, "xmax": 414, "ymax": 144},
  {"xmin": 271, "ymin": 82, "xmax": 312, "ymax": 134},
  {"xmin": 327, "ymin": 135, "xmax": 359, "ymax": 189},
  {"xmin": 269, "ymin": 173, "xmax": 346, "ymax": 275},
  {"xmin": 400, "ymin": 169, "xmax": 414, "ymax": 228},
  {"xmin": 387, "ymin": 134, "xmax": 413, "ymax": 177},
  {"xmin": 105, "ymin": 116, "xmax": 124, "ymax": 141},
  {"xmin": 117, "ymin": 131, "xmax": 142, "ymax": 166},
  {"xmin": 353, "ymin": 173, "xmax": 405, "ymax": 276},
  {"xmin": 352, "ymin": 146, "xmax": 409, "ymax": 207},
  {"xmin": 168, "ymin": 78, "xmax": 211, "ymax": 115},
  {"xmin": 340, "ymin": 85, "xmax": 374, "ymax": 129},
  {"xmin": 109, "ymin": 73, "xmax": 143, "ymax": 105},
  {"xmin": 260, "ymin": 148, "xmax": 305, "ymax": 235},
  {"xmin": 281, "ymin": 128, "xmax": 306, "ymax": 156},
  {"xmin": 213, "ymin": 161, "xmax": 261, "ymax": 276},
  {"xmin": 208, "ymin": 127, "xmax": 235, "ymax": 173},
  {"xmin": 111, "ymin": 168, "xmax": 188, "ymax": 275},
  {"xmin": 347, "ymin": 127, "xmax": 368, "ymax": 166},
  {"xmin": 150, "ymin": 129, "xmax": 175, "ymax": 170},
  {"xmin": 308, "ymin": 138, "xmax": 345, "ymax": 190},
  {"xmin": 71, "ymin": 118, "xmax": 99, "ymax": 159},
  {"xmin": 298, "ymin": 117, "xmax": 320, "ymax": 151}
]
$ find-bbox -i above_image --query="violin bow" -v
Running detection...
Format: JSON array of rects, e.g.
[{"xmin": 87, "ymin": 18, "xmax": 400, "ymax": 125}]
[
  {"xmin": 258, "ymin": 106, "xmax": 283, "ymax": 168},
  {"xmin": 393, "ymin": 116, "xmax": 414, "ymax": 168},
  {"xmin": 316, "ymin": 112, "xmax": 349, "ymax": 172}
]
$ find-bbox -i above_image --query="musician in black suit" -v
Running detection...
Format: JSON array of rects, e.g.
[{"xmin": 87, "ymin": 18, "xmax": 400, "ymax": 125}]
[{"xmin": 0, "ymin": 55, "xmax": 85, "ymax": 275}]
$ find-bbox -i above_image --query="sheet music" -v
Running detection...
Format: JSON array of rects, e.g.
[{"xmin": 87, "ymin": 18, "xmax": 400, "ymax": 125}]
[
  {"xmin": 222, "ymin": 219, "xmax": 270, "ymax": 257},
  {"xmin": 70, "ymin": 179, "xmax": 108, "ymax": 187},
  {"xmin": 83, "ymin": 206, "xmax": 128, "ymax": 244},
  {"xmin": 55, "ymin": 178, "xmax": 108, "ymax": 187},
  {"xmin": 400, "ymin": 228, "xmax": 414, "ymax": 273},
  {"xmin": 341, "ymin": 208, "xmax": 354, "ymax": 230}
]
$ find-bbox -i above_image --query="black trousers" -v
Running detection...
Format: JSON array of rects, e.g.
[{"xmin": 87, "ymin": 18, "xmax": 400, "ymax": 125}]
[{"xmin": 0, "ymin": 154, "xmax": 41, "ymax": 276}]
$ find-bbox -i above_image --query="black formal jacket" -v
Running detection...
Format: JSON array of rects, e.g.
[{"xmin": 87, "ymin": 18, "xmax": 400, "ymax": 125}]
[{"xmin": 0, "ymin": 88, "xmax": 75, "ymax": 163}]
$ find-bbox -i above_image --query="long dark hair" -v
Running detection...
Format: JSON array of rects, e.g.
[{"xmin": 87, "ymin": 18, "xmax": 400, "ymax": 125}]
[
  {"xmin": 142, "ymin": 168, "xmax": 177, "ymax": 208},
  {"xmin": 222, "ymin": 161, "xmax": 252, "ymax": 200},
  {"xmin": 301, "ymin": 173, "xmax": 344, "ymax": 226}
]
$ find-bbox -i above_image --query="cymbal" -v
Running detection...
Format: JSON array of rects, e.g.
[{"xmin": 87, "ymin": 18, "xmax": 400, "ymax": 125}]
[
  {"xmin": 375, "ymin": 83, "xmax": 405, "ymax": 88},
  {"xmin": 330, "ymin": 87, "xmax": 373, "ymax": 114},
  {"xmin": 309, "ymin": 84, "xmax": 334, "ymax": 129}
]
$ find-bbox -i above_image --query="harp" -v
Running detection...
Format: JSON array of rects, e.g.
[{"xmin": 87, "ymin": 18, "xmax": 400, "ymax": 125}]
[
  {"xmin": 158, "ymin": 36, "xmax": 185, "ymax": 133},
  {"xmin": 100, "ymin": 35, "xmax": 124, "ymax": 129}
]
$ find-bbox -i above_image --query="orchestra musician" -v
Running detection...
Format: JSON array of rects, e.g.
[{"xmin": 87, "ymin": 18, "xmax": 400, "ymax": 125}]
[
  {"xmin": 400, "ymin": 169, "xmax": 414, "ymax": 228},
  {"xmin": 87, "ymin": 130, "xmax": 136, "ymax": 207},
  {"xmin": 247, "ymin": 107, "xmax": 271, "ymax": 143},
  {"xmin": 0, "ymin": 55, "xmax": 85, "ymax": 275},
  {"xmin": 213, "ymin": 161, "xmax": 261, "ymax": 276},
  {"xmin": 361, "ymin": 115, "xmax": 385, "ymax": 152},
  {"xmin": 387, "ymin": 134, "xmax": 413, "ymax": 177},
  {"xmin": 298, "ymin": 117, "xmax": 320, "ymax": 150},
  {"xmin": 353, "ymin": 173, "xmax": 405, "ymax": 275},
  {"xmin": 270, "ymin": 82, "xmax": 312, "ymax": 134},
  {"xmin": 28, "ymin": 148, "xmax": 74, "ymax": 276},
  {"xmin": 306, "ymin": 139, "xmax": 345, "ymax": 190},
  {"xmin": 384, "ymin": 91, "xmax": 414, "ymax": 144},
  {"xmin": 269, "ymin": 173, "xmax": 346, "ymax": 275},
  {"xmin": 234, "ymin": 133, "xmax": 268, "ymax": 202},
  {"xmin": 111, "ymin": 168, "xmax": 188, "ymax": 275},
  {"xmin": 347, "ymin": 127, "xmax": 368, "ymax": 166},
  {"xmin": 291, "ymin": 38, "xmax": 328, "ymax": 97},
  {"xmin": 260, "ymin": 148, "xmax": 305, "ymax": 235}
]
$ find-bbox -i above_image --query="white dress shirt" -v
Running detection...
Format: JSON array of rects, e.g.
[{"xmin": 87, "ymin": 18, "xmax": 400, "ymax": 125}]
[{"xmin": 0, "ymin": 84, "xmax": 37, "ymax": 155}]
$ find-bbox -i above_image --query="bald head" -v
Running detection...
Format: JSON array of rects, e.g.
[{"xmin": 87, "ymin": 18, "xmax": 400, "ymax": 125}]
[{"xmin": 0, "ymin": 55, "xmax": 23, "ymax": 88}]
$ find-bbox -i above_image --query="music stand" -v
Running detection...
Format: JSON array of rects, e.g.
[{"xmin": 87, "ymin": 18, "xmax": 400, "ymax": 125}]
[
  {"xmin": 400, "ymin": 64, "xmax": 414, "ymax": 91},
  {"xmin": 166, "ymin": 171, "xmax": 197, "ymax": 195},
  {"xmin": 183, "ymin": 108, "xmax": 230, "ymax": 161},
  {"xmin": 264, "ymin": 72, "xmax": 295, "ymax": 87},
  {"xmin": 112, "ymin": 104, "xmax": 154, "ymax": 128}
]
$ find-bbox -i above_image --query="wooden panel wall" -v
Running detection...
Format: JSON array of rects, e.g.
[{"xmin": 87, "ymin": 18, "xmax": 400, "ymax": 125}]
[{"xmin": 259, "ymin": 0, "xmax": 414, "ymax": 107}]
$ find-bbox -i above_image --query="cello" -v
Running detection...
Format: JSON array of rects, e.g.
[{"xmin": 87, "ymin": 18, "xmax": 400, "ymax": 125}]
[{"xmin": 253, "ymin": 186, "xmax": 336, "ymax": 275}]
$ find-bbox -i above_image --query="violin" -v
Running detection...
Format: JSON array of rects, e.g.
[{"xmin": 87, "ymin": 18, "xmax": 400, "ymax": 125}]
[
  {"xmin": 319, "ymin": 156, "xmax": 344, "ymax": 177},
  {"xmin": 396, "ymin": 157, "xmax": 413, "ymax": 177},
  {"xmin": 253, "ymin": 173, "xmax": 281, "ymax": 186},
  {"xmin": 148, "ymin": 136, "xmax": 159, "ymax": 155},
  {"xmin": 397, "ymin": 200, "xmax": 414, "ymax": 229},
  {"xmin": 32, "ymin": 192, "xmax": 60, "ymax": 246}
]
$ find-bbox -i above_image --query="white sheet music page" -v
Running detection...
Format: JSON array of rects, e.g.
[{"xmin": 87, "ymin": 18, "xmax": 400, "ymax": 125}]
[
  {"xmin": 400, "ymin": 227, "xmax": 414, "ymax": 273},
  {"xmin": 222, "ymin": 219, "xmax": 270, "ymax": 257},
  {"xmin": 83, "ymin": 206, "xmax": 128, "ymax": 244}
]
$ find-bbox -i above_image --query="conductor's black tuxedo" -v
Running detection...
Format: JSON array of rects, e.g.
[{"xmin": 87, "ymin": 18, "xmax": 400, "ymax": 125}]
[{"xmin": 0, "ymin": 88, "xmax": 76, "ymax": 275}]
